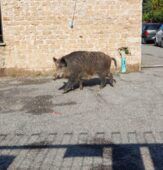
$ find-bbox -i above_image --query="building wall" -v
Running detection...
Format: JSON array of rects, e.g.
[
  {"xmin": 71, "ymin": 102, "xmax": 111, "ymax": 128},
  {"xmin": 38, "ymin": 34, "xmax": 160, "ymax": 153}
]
[{"xmin": 0, "ymin": 0, "xmax": 142, "ymax": 76}]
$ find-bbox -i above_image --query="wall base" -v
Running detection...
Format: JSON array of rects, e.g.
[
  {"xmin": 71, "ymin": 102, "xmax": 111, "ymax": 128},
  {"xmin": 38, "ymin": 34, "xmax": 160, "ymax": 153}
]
[{"xmin": 0, "ymin": 64, "xmax": 140, "ymax": 77}]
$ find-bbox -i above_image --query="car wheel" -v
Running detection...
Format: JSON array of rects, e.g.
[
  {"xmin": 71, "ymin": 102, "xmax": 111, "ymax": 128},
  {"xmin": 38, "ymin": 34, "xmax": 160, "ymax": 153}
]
[
  {"xmin": 161, "ymin": 40, "xmax": 163, "ymax": 48},
  {"xmin": 142, "ymin": 38, "xmax": 147, "ymax": 44},
  {"xmin": 154, "ymin": 39, "xmax": 158, "ymax": 46}
]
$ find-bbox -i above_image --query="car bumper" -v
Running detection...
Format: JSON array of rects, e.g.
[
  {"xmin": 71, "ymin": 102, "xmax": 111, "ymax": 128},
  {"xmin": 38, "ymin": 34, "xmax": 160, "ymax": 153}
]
[{"xmin": 142, "ymin": 36, "xmax": 155, "ymax": 42}]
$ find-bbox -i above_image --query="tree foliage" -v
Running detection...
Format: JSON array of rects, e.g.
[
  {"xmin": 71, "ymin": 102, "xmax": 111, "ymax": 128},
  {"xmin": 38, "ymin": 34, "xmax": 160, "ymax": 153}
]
[{"xmin": 143, "ymin": 0, "xmax": 163, "ymax": 22}]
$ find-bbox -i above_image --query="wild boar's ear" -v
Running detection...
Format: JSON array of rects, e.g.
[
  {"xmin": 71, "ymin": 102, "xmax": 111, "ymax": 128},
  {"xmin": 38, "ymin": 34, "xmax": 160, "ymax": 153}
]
[
  {"xmin": 60, "ymin": 58, "xmax": 67, "ymax": 67},
  {"xmin": 53, "ymin": 57, "xmax": 57, "ymax": 62}
]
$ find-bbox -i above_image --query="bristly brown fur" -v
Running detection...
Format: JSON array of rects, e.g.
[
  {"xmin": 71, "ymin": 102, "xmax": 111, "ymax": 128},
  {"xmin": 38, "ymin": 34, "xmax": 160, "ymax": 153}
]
[{"xmin": 53, "ymin": 51, "xmax": 117, "ymax": 93}]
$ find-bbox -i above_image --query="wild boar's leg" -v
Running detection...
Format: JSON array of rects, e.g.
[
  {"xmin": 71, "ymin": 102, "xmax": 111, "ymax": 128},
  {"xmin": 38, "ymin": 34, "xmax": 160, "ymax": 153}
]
[
  {"xmin": 98, "ymin": 73, "xmax": 107, "ymax": 89},
  {"xmin": 63, "ymin": 73, "xmax": 79, "ymax": 93},
  {"xmin": 63, "ymin": 81, "xmax": 74, "ymax": 93},
  {"xmin": 53, "ymin": 75, "xmax": 60, "ymax": 81},
  {"xmin": 107, "ymin": 73, "xmax": 116, "ymax": 87},
  {"xmin": 79, "ymin": 79, "xmax": 84, "ymax": 90}
]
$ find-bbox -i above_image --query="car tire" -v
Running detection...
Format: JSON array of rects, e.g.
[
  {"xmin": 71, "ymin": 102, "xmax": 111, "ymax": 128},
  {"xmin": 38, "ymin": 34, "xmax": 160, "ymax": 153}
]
[
  {"xmin": 142, "ymin": 38, "xmax": 147, "ymax": 44},
  {"xmin": 154, "ymin": 39, "xmax": 158, "ymax": 46},
  {"xmin": 161, "ymin": 40, "xmax": 163, "ymax": 48}
]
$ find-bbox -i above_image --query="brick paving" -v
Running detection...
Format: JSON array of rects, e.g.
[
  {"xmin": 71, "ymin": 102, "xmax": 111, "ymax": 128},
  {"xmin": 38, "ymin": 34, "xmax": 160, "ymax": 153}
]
[{"xmin": 0, "ymin": 131, "xmax": 163, "ymax": 170}]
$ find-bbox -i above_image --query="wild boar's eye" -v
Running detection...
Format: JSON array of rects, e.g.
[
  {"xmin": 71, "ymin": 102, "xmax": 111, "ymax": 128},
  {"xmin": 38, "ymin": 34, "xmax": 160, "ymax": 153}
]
[{"xmin": 60, "ymin": 58, "xmax": 67, "ymax": 67}]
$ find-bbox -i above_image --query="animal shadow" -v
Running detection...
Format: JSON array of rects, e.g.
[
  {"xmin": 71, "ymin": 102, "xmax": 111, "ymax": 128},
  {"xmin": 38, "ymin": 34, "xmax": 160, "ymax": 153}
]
[{"xmin": 58, "ymin": 78, "xmax": 116, "ymax": 91}]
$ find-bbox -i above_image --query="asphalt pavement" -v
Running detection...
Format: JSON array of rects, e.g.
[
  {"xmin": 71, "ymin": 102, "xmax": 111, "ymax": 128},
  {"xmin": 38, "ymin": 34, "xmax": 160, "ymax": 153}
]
[
  {"xmin": 142, "ymin": 44, "xmax": 163, "ymax": 66},
  {"xmin": 0, "ymin": 45, "xmax": 163, "ymax": 170}
]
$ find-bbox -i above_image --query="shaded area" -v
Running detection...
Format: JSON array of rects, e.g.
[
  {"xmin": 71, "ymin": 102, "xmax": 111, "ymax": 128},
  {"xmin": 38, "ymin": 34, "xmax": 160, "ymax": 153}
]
[
  {"xmin": 22, "ymin": 95, "xmax": 54, "ymax": 115},
  {"xmin": 112, "ymin": 145, "xmax": 145, "ymax": 170},
  {"xmin": 0, "ymin": 143, "xmax": 162, "ymax": 170},
  {"xmin": 0, "ymin": 87, "xmax": 77, "ymax": 114},
  {"xmin": 17, "ymin": 78, "xmax": 50, "ymax": 86},
  {"xmin": 143, "ymin": 53, "xmax": 154, "ymax": 57},
  {"xmin": 149, "ymin": 145, "xmax": 163, "ymax": 170},
  {"xmin": 0, "ymin": 88, "xmax": 36, "ymax": 113},
  {"xmin": 0, "ymin": 155, "xmax": 15, "ymax": 170},
  {"xmin": 64, "ymin": 145, "xmax": 103, "ymax": 157},
  {"xmin": 59, "ymin": 78, "xmax": 116, "ymax": 91},
  {"xmin": 30, "ymin": 140, "xmax": 51, "ymax": 146},
  {"xmin": 89, "ymin": 137, "xmax": 113, "ymax": 144},
  {"xmin": 83, "ymin": 78, "xmax": 115, "ymax": 87},
  {"xmin": 54, "ymin": 101, "xmax": 77, "ymax": 107}
]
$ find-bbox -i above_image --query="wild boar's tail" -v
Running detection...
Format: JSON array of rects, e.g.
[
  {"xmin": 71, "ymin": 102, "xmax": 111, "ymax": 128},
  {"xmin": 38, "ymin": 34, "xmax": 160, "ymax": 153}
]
[{"xmin": 111, "ymin": 57, "xmax": 117, "ymax": 70}]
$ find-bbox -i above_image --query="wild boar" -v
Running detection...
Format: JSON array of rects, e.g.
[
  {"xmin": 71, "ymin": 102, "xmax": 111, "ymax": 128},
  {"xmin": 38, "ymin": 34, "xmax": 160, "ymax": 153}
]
[{"xmin": 53, "ymin": 51, "xmax": 117, "ymax": 93}]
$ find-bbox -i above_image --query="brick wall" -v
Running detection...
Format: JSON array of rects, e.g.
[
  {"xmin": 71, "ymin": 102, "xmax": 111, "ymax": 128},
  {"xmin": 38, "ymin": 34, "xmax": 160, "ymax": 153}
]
[{"xmin": 0, "ymin": 0, "xmax": 142, "ymax": 76}]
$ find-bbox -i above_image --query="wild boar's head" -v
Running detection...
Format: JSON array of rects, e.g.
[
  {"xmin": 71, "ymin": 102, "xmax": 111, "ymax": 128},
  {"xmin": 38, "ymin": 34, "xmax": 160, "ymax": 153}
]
[
  {"xmin": 53, "ymin": 57, "xmax": 67, "ymax": 69},
  {"xmin": 53, "ymin": 57, "xmax": 69, "ymax": 80}
]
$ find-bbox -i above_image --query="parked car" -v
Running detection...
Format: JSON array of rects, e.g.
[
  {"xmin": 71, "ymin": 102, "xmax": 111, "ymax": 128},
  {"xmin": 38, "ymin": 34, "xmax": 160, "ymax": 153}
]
[
  {"xmin": 142, "ymin": 23, "xmax": 162, "ymax": 44},
  {"xmin": 154, "ymin": 24, "xmax": 163, "ymax": 47}
]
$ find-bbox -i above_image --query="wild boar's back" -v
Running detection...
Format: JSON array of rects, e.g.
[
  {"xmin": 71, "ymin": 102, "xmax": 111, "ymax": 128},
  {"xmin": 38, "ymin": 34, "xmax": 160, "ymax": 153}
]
[{"xmin": 62, "ymin": 51, "xmax": 111, "ymax": 75}]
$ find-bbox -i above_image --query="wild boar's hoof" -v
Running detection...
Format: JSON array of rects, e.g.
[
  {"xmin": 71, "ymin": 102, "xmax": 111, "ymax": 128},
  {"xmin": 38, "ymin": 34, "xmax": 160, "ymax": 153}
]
[
  {"xmin": 80, "ymin": 86, "xmax": 83, "ymax": 90},
  {"xmin": 63, "ymin": 87, "xmax": 73, "ymax": 93},
  {"xmin": 63, "ymin": 90, "xmax": 69, "ymax": 94},
  {"xmin": 113, "ymin": 79, "xmax": 116, "ymax": 83},
  {"xmin": 53, "ymin": 75, "xmax": 61, "ymax": 81},
  {"xmin": 109, "ymin": 78, "xmax": 116, "ymax": 87},
  {"xmin": 100, "ymin": 84, "xmax": 106, "ymax": 89},
  {"xmin": 63, "ymin": 83, "xmax": 74, "ymax": 93},
  {"xmin": 53, "ymin": 77, "xmax": 58, "ymax": 81},
  {"xmin": 58, "ymin": 82, "xmax": 67, "ymax": 90},
  {"xmin": 79, "ymin": 83, "xmax": 83, "ymax": 90}
]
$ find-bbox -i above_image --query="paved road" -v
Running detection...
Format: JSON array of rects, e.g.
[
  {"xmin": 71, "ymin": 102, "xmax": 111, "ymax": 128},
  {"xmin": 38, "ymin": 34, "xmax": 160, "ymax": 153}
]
[
  {"xmin": 0, "ymin": 45, "xmax": 163, "ymax": 169},
  {"xmin": 142, "ymin": 44, "xmax": 163, "ymax": 66}
]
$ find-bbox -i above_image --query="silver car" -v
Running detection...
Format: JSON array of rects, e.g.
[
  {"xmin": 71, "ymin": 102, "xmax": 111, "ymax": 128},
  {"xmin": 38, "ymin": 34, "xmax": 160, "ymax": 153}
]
[{"xmin": 155, "ymin": 24, "xmax": 163, "ymax": 47}]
